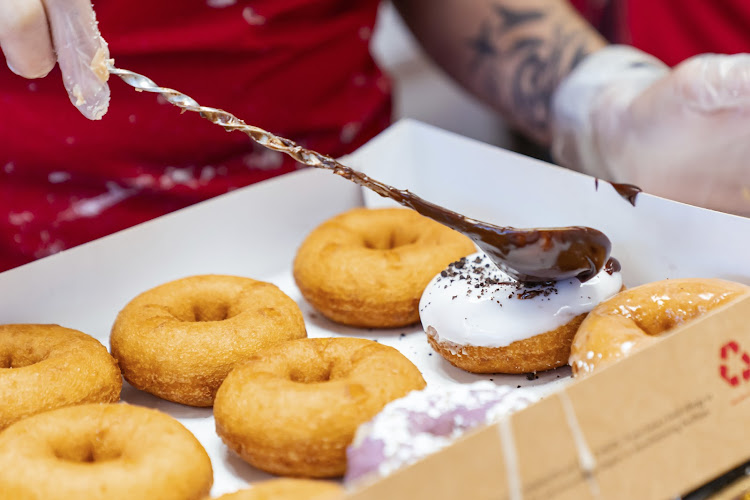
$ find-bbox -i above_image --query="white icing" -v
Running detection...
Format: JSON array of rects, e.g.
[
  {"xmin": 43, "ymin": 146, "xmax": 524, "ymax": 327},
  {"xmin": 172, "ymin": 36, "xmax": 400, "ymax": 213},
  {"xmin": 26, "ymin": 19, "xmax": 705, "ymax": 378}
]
[
  {"xmin": 345, "ymin": 381, "xmax": 538, "ymax": 487},
  {"xmin": 419, "ymin": 252, "xmax": 622, "ymax": 348}
]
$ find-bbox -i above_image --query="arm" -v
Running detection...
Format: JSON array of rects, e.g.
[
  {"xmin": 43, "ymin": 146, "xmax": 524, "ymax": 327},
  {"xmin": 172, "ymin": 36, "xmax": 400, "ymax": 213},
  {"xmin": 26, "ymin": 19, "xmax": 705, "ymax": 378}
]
[
  {"xmin": 391, "ymin": 0, "xmax": 606, "ymax": 145},
  {"xmin": 394, "ymin": 0, "xmax": 750, "ymax": 215}
]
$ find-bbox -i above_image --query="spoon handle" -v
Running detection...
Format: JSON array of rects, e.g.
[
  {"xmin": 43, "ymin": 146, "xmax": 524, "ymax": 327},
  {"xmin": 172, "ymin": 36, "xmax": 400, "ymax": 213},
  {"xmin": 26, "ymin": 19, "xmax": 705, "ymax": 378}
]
[{"xmin": 107, "ymin": 64, "xmax": 482, "ymax": 233}]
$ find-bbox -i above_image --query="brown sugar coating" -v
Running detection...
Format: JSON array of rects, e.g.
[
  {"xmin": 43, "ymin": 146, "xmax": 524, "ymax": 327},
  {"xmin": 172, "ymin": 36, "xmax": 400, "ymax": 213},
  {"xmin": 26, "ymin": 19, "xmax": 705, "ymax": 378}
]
[
  {"xmin": 570, "ymin": 278, "xmax": 750, "ymax": 376},
  {"xmin": 209, "ymin": 479, "xmax": 342, "ymax": 500},
  {"xmin": 110, "ymin": 275, "xmax": 306, "ymax": 407},
  {"xmin": 0, "ymin": 403, "xmax": 213, "ymax": 500},
  {"xmin": 293, "ymin": 207, "xmax": 476, "ymax": 328},
  {"xmin": 214, "ymin": 337, "xmax": 426, "ymax": 478},
  {"xmin": 0, "ymin": 324, "xmax": 122, "ymax": 430},
  {"xmin": 425, "ymin": 315, "xmax": 586, "ymax": 374}
]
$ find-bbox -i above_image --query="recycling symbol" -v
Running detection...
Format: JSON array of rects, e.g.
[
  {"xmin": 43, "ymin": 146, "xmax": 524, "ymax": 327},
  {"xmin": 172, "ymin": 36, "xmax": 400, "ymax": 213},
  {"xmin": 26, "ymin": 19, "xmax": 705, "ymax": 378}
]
[{"xmin": 719, "ymin": 341, "xmax": 750, "ymax": 387}]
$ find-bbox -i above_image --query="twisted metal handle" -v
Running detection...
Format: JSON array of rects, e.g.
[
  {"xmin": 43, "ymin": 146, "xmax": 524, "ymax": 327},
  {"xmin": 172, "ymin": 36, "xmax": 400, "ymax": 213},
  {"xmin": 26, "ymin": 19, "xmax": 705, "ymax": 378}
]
[
  {"xmin": 108, "ymin": 64, "xmax": 377, "ymax": 186},
  {"xmin": 108, "ymin": 63, "xmax": 612, "ymax": 283}
]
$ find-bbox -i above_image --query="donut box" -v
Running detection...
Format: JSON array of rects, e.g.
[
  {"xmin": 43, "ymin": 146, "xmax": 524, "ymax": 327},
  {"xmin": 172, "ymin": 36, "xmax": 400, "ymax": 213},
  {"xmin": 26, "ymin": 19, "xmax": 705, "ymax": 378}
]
[{"xmin": 2, "ymin": 119, "xmax": 750, "ymax": 498}]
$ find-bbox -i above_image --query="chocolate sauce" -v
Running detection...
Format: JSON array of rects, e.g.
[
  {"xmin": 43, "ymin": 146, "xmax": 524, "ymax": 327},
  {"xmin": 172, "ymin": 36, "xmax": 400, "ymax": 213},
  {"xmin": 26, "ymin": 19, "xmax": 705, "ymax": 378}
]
[
  {"xmin": 611, "ymin": 183, "xmax": 642, "ymax": 206},
  {"xmin": 324, "ymin": 164, "xmax": 611, "ymax": 284},
  {"xmin": 594, "ymin": 178, "xmax": 641, "ymax": 206},
  {"xmin": 605, "ymin": 257, "xmax": 621, "ymax": 275}
]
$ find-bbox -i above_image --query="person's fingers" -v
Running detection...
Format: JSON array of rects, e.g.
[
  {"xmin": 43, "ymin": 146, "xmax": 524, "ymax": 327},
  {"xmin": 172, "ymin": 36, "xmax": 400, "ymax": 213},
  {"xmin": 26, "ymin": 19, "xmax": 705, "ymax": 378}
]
[
  {"xmin": 0, "ymin": 0, "xmax": 56, "ymax": 78},
  {"xmin": 672, "ymin": 54, "xmax": 750, "ymax": 112},
  {"xmin": 44, "ymin": 0, "xmax": 110, "ymax": 119}
]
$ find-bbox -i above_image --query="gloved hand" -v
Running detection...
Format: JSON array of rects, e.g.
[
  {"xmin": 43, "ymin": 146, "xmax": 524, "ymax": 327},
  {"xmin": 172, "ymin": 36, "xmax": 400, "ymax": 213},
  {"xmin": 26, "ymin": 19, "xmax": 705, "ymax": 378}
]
[
  {"xmin": 0, "ymin": 0, "xmax": 110, "ymax": 119},
  {"xmin": 552, "ymin": 45, "xmax": 750, "ymax": 215}
]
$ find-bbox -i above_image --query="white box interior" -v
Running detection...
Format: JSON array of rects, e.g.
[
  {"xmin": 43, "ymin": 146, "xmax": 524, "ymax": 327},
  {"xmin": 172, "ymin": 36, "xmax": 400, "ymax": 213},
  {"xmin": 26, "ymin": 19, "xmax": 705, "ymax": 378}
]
[{"xmin": 2, "ymin": 119, "xmax": 748, "ymax": 495}]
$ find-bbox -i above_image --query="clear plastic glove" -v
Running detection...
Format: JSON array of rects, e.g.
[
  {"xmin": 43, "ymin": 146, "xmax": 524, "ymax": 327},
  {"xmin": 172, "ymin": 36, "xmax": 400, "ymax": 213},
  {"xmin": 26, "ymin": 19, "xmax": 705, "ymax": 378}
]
[
  {"xmin": 552, "ymin": 45, "xmax": 750, "ymax": 215},
  {"xmin": 0, "ymin": 0, "xmax": 110, "ymax": 119}
]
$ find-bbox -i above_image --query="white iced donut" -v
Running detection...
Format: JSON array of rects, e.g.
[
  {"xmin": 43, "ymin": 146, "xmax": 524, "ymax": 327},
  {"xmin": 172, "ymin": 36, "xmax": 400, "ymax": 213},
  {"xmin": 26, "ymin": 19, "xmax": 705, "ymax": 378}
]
[
  {"xmin": 344, "ymin": 381, "xmax": 538, "ymax": 487},
  {"xmin": 419, "ymin": 252, "xmax": 623, "ymax": 373}
]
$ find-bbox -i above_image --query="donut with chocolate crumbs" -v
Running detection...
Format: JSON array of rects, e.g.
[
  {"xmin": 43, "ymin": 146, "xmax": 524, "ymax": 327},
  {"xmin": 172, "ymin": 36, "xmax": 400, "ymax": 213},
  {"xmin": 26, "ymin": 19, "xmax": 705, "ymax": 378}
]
[
  {"xmin": 420, "ymin": 252, "xmax": 623, "ymax": 373},
  {"xmin": 293, "ymin": 207, "xmax": 476, "ymax": 327}
]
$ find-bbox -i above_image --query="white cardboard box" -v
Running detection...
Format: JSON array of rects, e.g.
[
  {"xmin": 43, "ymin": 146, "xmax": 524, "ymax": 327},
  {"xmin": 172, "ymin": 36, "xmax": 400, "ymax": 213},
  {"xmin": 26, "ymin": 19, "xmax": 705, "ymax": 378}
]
[{"xmin": 2, "ymin": 119, "xmax": 749, "ymax": 496}]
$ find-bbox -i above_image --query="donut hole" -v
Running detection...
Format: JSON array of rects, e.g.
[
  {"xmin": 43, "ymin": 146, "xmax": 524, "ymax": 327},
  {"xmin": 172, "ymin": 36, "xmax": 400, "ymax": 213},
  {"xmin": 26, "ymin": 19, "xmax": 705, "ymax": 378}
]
[
  {"xmin": 171, "ymin": 297, "xmax": 239, "ymax": 322},
  {"xmin": 289, "ymin": 364, "xmax": 335, "ymax": 383},
  {"xmin": 191, "ymin": 302, "xmax": 233, "ymax": 322},
  {"xmin": 362, "ymin": 230, "xmax": 419, "ymax": 250},
  {"xmin": 52, "ymin": 440, "xmax": 123, "ymax": 463},
  {"xmin": 0, "ymin": 349, "xmax": 48, "ymax": 369}
]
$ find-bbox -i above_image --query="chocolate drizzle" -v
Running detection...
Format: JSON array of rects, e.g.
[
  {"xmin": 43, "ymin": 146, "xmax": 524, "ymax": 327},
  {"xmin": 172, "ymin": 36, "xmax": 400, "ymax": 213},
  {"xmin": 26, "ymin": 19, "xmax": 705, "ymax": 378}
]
[
  {"xmin": 595, "ymin": 178, "xmax": 641, "ymax": 206},
  {"xmin": 605, "ymin": 257, "xmax": 621, "ymax": 275},
  {"xmin": 108, "ymin": 64, "xmax": 612, "ymax": 284},
  {"xmin": 611, "ymin": 183, "xmax": 642, "ymax": 206}
]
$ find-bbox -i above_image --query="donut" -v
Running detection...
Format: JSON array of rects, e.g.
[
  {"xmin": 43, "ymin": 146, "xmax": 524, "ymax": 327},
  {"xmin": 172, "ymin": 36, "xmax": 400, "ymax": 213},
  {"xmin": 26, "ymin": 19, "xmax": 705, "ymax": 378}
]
[
  {"xmin": 0, "ymin": 403, "xmax": 213, "ymax": 500},
  {"xmin": 419, "ymin": 252, "xmax": 623, "ymax": 374},
  {"xmin": 0, "ymin": 324, "xmax": 121, "ymax": 430},
  {"xmin": 293, "ymin": 207, "xmax": 476, "ymax": 328},
  {"xmin": 210, "ymin": 479, "xmax": 341, "ymax": 500},
  {"xmin": 110, "ymin": 274, "xmax": 306, "ymax": 406},
  {"xmin": 345, "ymin": 381, "xmax": 538, "ymax": 487},
  {"xmin": 213, "ymin": 337, "xmax": 426, "ymax": 478},
  {"xmin": 570, "ymin": 278, "xmax": 750, "ymax": 376}
]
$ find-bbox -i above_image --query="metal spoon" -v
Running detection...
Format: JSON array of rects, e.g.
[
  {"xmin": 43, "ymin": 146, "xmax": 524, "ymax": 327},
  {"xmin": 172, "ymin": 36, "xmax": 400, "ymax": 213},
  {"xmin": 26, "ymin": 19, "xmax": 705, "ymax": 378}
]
[{"xmin": 108, "ymin": 64, "xmax": 611, "ymax": 283}]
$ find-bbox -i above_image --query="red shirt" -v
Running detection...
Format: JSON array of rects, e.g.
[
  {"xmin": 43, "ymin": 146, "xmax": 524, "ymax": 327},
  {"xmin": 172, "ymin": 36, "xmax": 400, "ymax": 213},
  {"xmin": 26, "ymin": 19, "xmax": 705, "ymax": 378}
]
[
  {"xmin": 0, "ymin": 0, "xmax": 390, "ymax": 272},
  {"xmin": 572, "ymin": 0, "xmax": 750, "ymax": 67}
]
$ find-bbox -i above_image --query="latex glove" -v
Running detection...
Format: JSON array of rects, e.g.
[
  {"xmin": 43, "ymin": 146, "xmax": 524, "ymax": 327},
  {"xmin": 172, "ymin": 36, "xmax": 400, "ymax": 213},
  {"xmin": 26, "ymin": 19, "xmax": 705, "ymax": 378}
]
[
  {"xmin": 552, "ymin": 45, "xmax": 750, "ymax": 215},
  {"xmin": 0, "ymin": 0, "xmax": 110, "ymax": 119}
]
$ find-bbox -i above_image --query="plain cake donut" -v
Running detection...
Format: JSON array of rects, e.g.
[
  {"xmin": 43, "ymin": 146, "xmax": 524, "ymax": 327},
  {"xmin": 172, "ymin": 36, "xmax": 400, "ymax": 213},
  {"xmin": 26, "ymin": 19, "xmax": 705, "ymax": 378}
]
[
  {"xmin": 420, "ymin": 253, "xmax": 623, "ymax": 374},
  {"xmin": 213, "ymin": 337, "xmax": 426, "ymax": 478},
  {"xmin": 0, "ymin": 403, "xmax": 213, "ymax": 500},
  {"xmin": 293, "ymin": 207, "xmax": 476, "ymax": 328},
  {"xmin": 0, "ymin": 324, "xmax": 121, "ymax": 430},
  {"xmin": 111, "ymin": 274, "xmax": 306, "ymax": 407},
  {"xmin": 570, "ymin": 278, "xmax": 750, "ymax": 376},
  {"xmin": 209, "ymin": 479, "xmax": 341, "ymax": 500}
]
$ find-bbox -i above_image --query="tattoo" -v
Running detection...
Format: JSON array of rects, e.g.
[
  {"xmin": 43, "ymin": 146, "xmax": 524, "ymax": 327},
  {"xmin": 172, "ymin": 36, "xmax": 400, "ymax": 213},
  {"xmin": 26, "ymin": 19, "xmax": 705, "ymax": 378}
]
[
  {"xmin": 468, "ymin": 21, "xmax": 499, "ymax": 71},
  {"xmin": 466, "ymin": 5, "xmax": 592, "ymax": 141},
  {"xmin": 493, "ymin": 5, "xmax": 544, "ymax": 29}
]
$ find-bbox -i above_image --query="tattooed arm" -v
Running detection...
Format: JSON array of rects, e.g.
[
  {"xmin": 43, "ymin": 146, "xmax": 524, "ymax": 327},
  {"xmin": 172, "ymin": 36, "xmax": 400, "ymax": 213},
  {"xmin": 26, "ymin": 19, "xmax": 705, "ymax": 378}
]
[{"xmin": 391, "ymin": 0, "xmax": 606, "ymax": 146}]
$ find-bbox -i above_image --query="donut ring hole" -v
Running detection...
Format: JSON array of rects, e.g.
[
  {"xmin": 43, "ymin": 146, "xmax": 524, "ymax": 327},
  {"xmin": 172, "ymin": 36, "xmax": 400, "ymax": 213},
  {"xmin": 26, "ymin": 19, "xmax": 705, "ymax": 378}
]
[
  {"xmin": 361, "ymin": 229, "xmax": 419, "ymax": 250},
  {"xmin": 52, "ymin": 444, "xmax": 122, "ymax": 463},
  {"xmin": 282, "ymin": 344, "xmax": 361, "ymax": 385},
  {"xmin": 289, "ymin": 364, "xmax": 334, "ymax": 383},
  {"xmin": 48, "ymin": 429, "xmax": 124, "ymax": 464},
  {"xmin": 0, "ymin": 347, "xmax": 49, "ymax": 369},
  {"xmin": 166, "ymin": 290, "xmax": 242, "ymax": 323}
]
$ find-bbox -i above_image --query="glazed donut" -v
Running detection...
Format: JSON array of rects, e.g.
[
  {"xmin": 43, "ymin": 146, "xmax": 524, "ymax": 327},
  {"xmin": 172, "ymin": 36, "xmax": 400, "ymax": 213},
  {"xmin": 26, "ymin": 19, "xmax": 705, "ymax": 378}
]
[
  {"xmin": 293, "ymin": 207, "xmax": 475, "ymax": 328},
  {"xmin": 0, "ymin": 324, "xmax": 121, "ymax": 430},
  {"xmin": 570, "ymin": 278, "xmax": 750, "ymax": 376},
  {"xmin": 210, "ymin": 479, "xmax": 341, "ymax": 500},
  {"xmin": 213, "ymin": 337, "xmax": 426, "ymax": 478},
  {"xmin": 0, "ymin": 403, "xmax": 213, "ymax": 500},
  {"xmin": 345, "ymin": 381, "xmax": 538, "ymax": 487},
  {"xmin": 111, "ymin": 275, "xmax": 306, "ymax": 407},
  {"xmin": 420, "ymin": 252, "xmax": 623, "ymax": 373}
]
